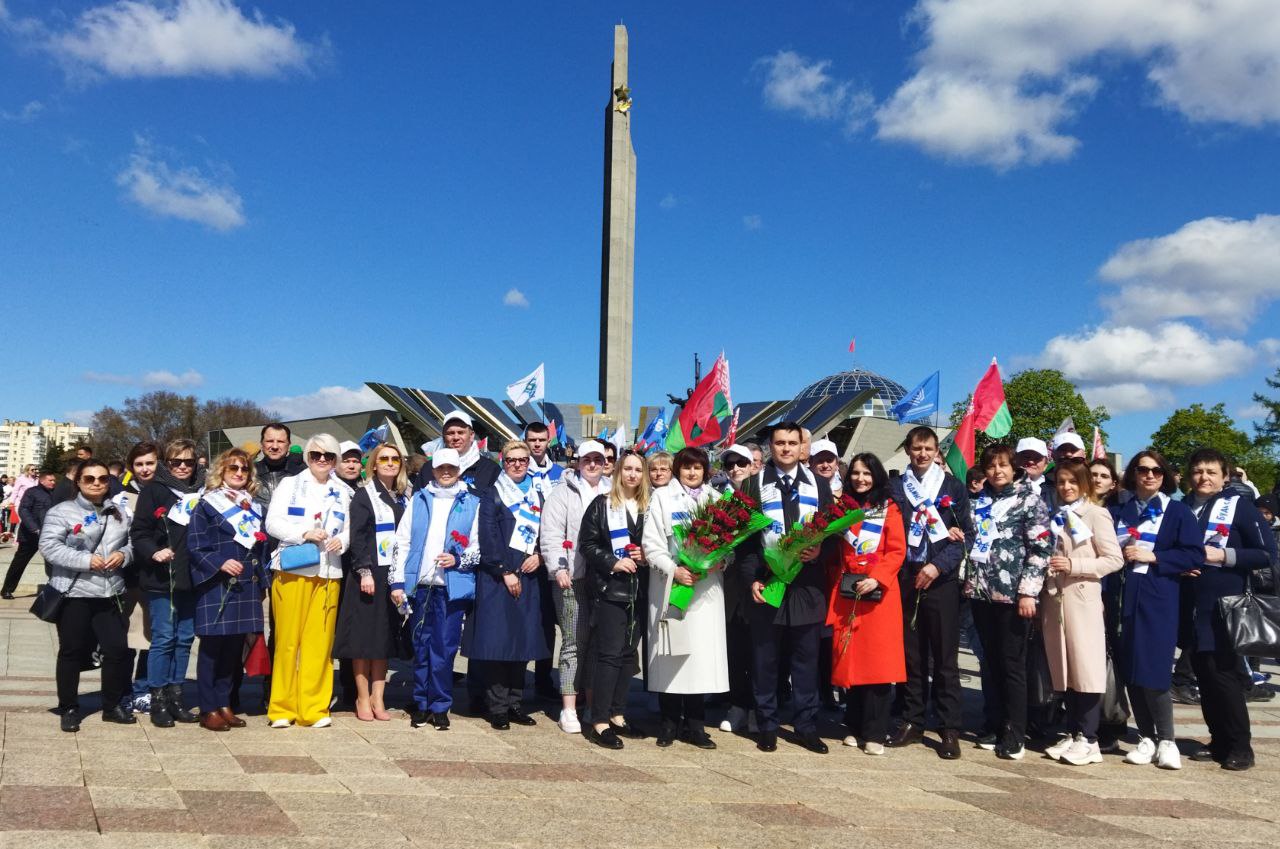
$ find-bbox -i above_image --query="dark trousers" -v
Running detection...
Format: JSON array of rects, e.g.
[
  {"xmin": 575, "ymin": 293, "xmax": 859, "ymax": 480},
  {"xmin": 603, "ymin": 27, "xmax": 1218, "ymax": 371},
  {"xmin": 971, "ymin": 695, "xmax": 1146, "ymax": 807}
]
[
  {"xmin": 726, "ymin": 616, "xmax": 754, "ymax": 713},
  {"xmin": 55, "ymin": 597, "xmax": 130, "ymax": 712},
  {"xmin": 1192, "ymin": 648, "xmax": 1252, "ymax": 757},
  {"xmin": 970, "ymin": 599, "xmax": 1030, "ymax": 741},
  {"xmin": 477, "ymin": 660, "xmax": 526, "ymax": 718},
  {"xmin": 658, "ymin": 692, "xmax": 706, "ymax": 727},
  {"xmin": 1, "ymin": 538, "xmax": 38, "ymax": 594},
  {"xmin": 589, "ymin": 598, "xmax": 640, "ymax": 724},
  {"xmin": 899, "ymin": 577, "xmax": 963, "ymax": 730},
  {"xmin": 1171, "ymin": 650, "xmax": 1197, "ymax": 689},
  {"xmin": 1064, "ymin": 690, "xmax": 1102, "ymax": 741},
  {"xmin": 534, "ymin": 569, "xmax": 556, "ymax": 690},
  {"xmin": 1126, "ymin": 685, "xmax": 1174, "ymax": 741},
  {"xmin": 197, "ymin": 635, "xmax": 243, "ymax": 713},
  {"xmin": 751, "ymin": 618, "xmax": 820, "ymax": 733},
  {"xmin": 845, "ymin": 683, "xmax": 892, "ymax": 743}
]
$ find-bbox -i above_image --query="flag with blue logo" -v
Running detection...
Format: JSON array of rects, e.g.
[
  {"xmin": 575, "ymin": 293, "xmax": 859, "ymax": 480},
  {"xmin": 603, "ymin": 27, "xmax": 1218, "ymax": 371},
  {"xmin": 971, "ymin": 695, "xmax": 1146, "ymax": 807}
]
[
  {"xmin": 637, "ymin": 408, "xmax": 668, "ymax": 453},
  {"xmin": 890, "ymin": 371, "xmax": 940, "ymax": 424}
]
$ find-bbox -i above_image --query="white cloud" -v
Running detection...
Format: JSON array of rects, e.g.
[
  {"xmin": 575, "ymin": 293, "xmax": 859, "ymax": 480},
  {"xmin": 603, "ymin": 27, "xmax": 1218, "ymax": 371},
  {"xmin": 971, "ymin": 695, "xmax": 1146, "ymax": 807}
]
[
  {"xmin": 117, "ymin": 137, "xmax": 245, "ymax": 231},
  {"xmin": 1099, "ymin": 214, "xmax": 1280, "ymax": 331},
  {"xmin": 874, "ymin": 0, "xmax": 1280, "ymax": 167},
  {"xmin": 1236, "ymin": 402, "xmax": 1269, "ymax": 421},
  {"xmin": 266, "ymin": 385, "xmax": 382, "ymax": 420},
  {"xmin": 742, "ymin": 214, "xmax": 763, "ymax": 231},
  {"xmin": 502, "ymin": 288, "xmax": 529, "ymax": 308},
  {"xmin": 0, "ymin": 100, "xmax": 43, "ymax": 122},
  {"xmin": 48, "ymin": 0, "xmax": 317, "ymax": 79},
  {"xmin": 82, "ymin": 368, "xmax": 204, "ymax": 388},
  {"xmin": 1040, "ymin": 322, "xmax": 1252, "ymax": 386},
  {"xmin": 1080, "ymin": 382, "xmax": 1176, "ymax": 415},
  {"xmin": 659, "ymin": 193, "xmax": 679, "ymax": 210},
  {"xmin": 757, "ymin": 50, "xmax": 874, "ymax": 131}
]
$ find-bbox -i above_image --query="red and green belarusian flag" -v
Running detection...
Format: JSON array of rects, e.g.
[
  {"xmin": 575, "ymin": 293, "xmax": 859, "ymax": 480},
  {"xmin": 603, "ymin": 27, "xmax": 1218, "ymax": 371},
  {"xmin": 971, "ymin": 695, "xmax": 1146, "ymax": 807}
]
[
  {"xmin": 945, "ymin": 358, "xmax": 1011, "ymax": 478},
  {"xmin": 666, "ymin": 353, "xmax": 732, "ymax": 452}
]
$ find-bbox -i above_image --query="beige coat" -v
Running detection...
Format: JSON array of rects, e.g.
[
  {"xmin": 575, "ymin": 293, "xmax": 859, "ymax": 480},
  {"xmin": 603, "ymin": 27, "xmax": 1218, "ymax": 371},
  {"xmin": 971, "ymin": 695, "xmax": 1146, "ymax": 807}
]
[{"xmin": 1039, "ymin": 502, "xmax": 1124, "ymax": 693}]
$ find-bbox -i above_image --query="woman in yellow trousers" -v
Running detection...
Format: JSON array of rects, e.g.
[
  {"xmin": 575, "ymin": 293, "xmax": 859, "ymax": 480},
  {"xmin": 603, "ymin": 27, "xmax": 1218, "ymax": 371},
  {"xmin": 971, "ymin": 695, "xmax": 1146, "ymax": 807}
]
[{"xmin": 264, "ymin": 434, "xmax": 351, "ymax": 727}]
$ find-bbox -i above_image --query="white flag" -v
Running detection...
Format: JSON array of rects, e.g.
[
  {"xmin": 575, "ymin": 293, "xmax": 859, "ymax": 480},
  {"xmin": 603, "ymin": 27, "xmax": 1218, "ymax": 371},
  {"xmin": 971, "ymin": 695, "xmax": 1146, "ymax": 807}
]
[
  {"xmin": 505, "ymin": 363, "xmax": 545, "ymax": 407},
  {"xmin": 611, "ymin": 423, "xmax": 629, "ymax": 453}
]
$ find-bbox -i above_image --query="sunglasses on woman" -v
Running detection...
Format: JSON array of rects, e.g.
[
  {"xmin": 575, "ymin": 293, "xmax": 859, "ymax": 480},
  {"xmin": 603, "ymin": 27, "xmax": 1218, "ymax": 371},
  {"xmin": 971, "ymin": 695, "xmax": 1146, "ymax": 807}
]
[
  {"xmin": 169, "ymin": 457, "xmax": 197, "ymax": 468},
  {"xmin": 308, "ymin": 451, "xmax": 337, "ymax": 463},
  {"xmin": 723, "ymin": 458, "xmax": 750, "ymax": 469},
  {"xmin": 225, "ymin": 464, "xmax": 250, "ymax": 474},
  {"xmin": 79, "ymin": 475, "xmax": 111, "ymax": 484}
]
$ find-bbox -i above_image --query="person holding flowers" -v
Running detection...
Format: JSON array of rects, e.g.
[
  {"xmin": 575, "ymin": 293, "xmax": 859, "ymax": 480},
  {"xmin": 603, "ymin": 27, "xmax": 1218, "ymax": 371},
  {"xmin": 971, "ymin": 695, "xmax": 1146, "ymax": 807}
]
[
  {"xmin": 579, "ymin": 449, "xmax": 649, "ymax": 748},
  {"xmin": 390, "ymin": 447, "xmax": 481, "ymax": 730},
  {"xmin": 642, "ymin": 446, "xmax": 728, "ymax": 748},
  {"xmin": 264, "ymin": 433, "xmax": 351, "ymax": 728},
  {"xmin": 186, "ymin": 449, "xmax": 268, "ymax": 731},
  {"xmin": 828, "ymin": 453, "xmax": 906, "ymax": 756},
  {"xmin": 1039, "ymin": 458, "xmax": 1124, "ymax": 766}
]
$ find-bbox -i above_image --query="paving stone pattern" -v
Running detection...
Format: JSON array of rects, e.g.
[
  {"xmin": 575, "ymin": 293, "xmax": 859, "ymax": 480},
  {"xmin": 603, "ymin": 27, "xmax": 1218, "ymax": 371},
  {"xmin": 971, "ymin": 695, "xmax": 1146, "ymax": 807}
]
[{"xmin": 0, "ymin": 548, "xmax": 1278, "ymax": 848}]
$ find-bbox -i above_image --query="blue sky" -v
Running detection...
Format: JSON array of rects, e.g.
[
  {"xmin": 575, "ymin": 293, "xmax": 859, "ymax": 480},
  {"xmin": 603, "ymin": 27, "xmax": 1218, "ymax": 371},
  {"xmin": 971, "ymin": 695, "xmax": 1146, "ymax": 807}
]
[{"xmin": 3, "ymin": 0, "xmax": 1280, "ymax": 457}]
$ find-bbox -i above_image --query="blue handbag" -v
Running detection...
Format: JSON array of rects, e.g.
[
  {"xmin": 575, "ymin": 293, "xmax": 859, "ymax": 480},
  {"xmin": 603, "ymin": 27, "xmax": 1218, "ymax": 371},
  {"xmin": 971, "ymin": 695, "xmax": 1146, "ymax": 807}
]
[
  {"xmin": 279, "ymin": 542, "xmax": 321, "ymax": 571},
  {"xmin": 444, "ymin": 568, "xmax": 475, "ymax": 602}
]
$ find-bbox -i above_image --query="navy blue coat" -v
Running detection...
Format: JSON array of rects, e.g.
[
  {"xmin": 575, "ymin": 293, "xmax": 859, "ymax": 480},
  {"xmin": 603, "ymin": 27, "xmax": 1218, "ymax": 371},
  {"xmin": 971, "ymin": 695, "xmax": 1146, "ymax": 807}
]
[
  {"xmin": 187, "ymin": 500, "xmax": 268, "ymax": 637},
  {"xmin": 887, "ymin": 470, "xmax": 972, "ymax": 579},
  {"xmin": 1182, "ymin": 492, "xmax": 1277, "ymax": 653},
  {"xmin": 1113, "ymin": 497, "xmax": 1204, "ymax": 690},
  {"xmin": 461, "ymin": 489, "xmax": 551, "ymax": 662}
]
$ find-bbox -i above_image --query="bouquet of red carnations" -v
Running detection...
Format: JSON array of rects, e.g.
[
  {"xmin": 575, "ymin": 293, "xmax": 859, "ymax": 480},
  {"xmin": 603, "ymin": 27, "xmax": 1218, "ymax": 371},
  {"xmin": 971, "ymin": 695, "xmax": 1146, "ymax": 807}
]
[
  {"xmin": 666, "ymin": 489, "xmax": 771, "ymax": 617},
  {"xmin": 761, "ymin": 494, "xmax": 864, "ymax": 607}
]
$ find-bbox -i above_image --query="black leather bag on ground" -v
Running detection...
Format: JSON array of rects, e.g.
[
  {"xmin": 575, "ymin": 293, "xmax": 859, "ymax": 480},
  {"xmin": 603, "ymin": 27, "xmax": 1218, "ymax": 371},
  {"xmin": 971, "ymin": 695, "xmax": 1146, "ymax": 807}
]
[
  {"xmin": 838, "ymin": 573, "xmax": 883, "ymax": 602},
  {"xmin": 1218, "ymin": 570, "xmax": 1280, "ymax": 655}
]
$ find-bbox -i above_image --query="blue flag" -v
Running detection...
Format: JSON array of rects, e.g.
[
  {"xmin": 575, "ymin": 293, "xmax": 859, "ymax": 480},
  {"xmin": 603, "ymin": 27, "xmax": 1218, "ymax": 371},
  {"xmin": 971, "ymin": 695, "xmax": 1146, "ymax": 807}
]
[
  {"xmin": 357, "ymin": 423, "xmax": 390, "ymax": 452},
  {"xmin": 638, "ymin": 408, "xmax": 668, "ymax": 453},
  {"xmin": 891, "ymin": 371, "xmax": 940, "ymax": 424}
]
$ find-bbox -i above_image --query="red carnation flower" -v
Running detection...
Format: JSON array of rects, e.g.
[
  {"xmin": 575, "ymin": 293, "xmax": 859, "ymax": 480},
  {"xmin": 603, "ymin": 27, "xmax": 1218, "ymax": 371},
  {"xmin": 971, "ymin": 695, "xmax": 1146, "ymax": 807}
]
[
  {"xmin": 1215, "ymin": 523, "xmax": 1230, "ymax": 536},
  {"xmin": 737, "ymin": 493, "xmax": 758, "ymax": 509},
  {"xmin": 154, "ymin": 507, "xmax": 167, "ymax": 518},
  {"xmin": 624, "ymin": 543, "xmax": 638, "ymax": 552},
  {"xmin": 450, "ymin": 531, "xmax": 470, "ymax": 548},
  {"xmin": 1127, "ymin": 527, "xmax": 1141, "ymax": 539},
  {"xmin": 939, "ymin": 496, "xmax": 953, "ymax": 509},
  {"xmin": 253, "ymin": 531, "xmax": 267, "ymax": 542},
  {"xmin": 562, "ymin": 540, "xmax": 573, "ymax": 550},
  {"xmin": 240, "ymin": 499, "xmax": 252, "ymax": 510},
  {"xmin": 313, "ymin": 512, "xmax": 322, "ymax": 521},
  {"xmin": 72, "ymin": 524, "xmax": 82, "ymax": 535}
]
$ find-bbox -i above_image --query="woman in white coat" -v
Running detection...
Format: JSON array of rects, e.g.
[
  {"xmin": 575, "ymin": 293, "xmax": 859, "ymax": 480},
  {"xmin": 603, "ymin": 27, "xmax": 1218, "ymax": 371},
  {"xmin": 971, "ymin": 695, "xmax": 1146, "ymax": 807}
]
[
  {"xmin": 642, "ymin": 447, "xmax": 727, "ymax": 749},
  {"xmin": 264, "ymin": 433, "xmax": 351, "ymax": 728}
]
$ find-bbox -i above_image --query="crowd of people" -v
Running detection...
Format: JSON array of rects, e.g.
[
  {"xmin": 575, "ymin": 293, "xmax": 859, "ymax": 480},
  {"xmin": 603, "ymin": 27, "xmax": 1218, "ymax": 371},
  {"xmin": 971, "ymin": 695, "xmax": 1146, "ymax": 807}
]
[{"xmin": 4, "ymin": 414, "xmax": 1277, "ymax": 773}]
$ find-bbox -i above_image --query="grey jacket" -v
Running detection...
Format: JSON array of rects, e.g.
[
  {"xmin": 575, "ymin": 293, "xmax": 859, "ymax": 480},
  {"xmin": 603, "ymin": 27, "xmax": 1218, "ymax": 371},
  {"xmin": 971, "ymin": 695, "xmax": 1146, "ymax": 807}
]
[
  {"xmin": 539, "ymin": 472, "xmax": 610, "ymax": 581},
  {"xmin": 38, "ymin": 495, "xmax": 133, "ymax": 598}
]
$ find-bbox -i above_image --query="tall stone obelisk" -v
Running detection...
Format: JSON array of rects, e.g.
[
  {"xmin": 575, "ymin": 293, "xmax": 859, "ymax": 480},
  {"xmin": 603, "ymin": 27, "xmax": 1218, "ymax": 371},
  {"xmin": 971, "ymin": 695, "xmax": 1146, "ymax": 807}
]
[{"xmin": 599, "ymin": 24, "xmax": 635, "ymax": 430}]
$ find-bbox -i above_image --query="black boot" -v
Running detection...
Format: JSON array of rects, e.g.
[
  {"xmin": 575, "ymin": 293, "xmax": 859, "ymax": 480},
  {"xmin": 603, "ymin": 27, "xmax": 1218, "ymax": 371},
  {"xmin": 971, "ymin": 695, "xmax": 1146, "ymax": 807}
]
[
  {"xmin": 150, "ymin": 687, "xmax": 175, "ymax": 728},
  {"xmin": 166, "ymin": 684, "xmax": 198, "ymax": 723}
]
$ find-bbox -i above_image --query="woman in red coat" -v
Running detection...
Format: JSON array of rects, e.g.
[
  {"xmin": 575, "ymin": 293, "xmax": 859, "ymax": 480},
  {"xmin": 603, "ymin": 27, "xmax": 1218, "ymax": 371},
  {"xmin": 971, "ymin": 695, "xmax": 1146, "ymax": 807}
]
[{"xmin": 828, "ymin": 453, "xmax": 906, "ymax": 755}]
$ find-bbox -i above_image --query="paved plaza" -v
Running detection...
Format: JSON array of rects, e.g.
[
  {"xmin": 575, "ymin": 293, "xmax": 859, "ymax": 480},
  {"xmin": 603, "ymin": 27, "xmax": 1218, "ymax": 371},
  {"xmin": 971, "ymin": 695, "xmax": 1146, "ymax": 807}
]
[{"xmin": 0, "ymin": 547, "xmax": 1276, "ymax": 849}]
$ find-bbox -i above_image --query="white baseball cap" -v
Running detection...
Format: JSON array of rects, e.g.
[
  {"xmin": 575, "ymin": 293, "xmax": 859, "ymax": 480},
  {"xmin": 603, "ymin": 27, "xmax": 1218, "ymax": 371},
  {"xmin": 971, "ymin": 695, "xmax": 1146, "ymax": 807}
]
[
  {"xmin": 338, "ymin": 440, "xmax": 362, "ymax": 458},
  {"xmin": 809, "ymin": 438, "xmax": 838, "ymax": 460},
  {"xmin": 722, "ymin": 444, "xmax": 752, "ymax": 465},
  {"xmin": 1052, "ymin": 432, "xmax": 1085, "ymax": 452},
  {"xmin": 577, "ymin": 440, "xmax": 607, "ymax": 460},
  {"xmin": 432, "ymin": 448, "xmax": 461, "ymax": 469},
  {"xmin": 1015, "ymin": 437, "xmax": 1049, "ymax": 458},
  {"xmin": 441, "ymin": 410, "xmax": 473, "ymax": 429}
]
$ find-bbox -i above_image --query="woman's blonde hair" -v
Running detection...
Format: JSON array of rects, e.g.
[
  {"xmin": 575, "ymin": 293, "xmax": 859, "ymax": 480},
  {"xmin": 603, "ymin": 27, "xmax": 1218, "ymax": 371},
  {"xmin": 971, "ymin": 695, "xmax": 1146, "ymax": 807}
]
[
  {"xmin": 609, "ymin": 449, "xmax": 650, "ymax": 513},
  {"xmin": 206, "ymin": 448, "xmax": 259, "ymax": 496},
  {"xmin": 648, "ymin": 451, "xmax": 672, "ymax": 468},
  {"xmin": 366, "ymin": 442, "xmax": 410, "ymax": 496},
  {"xmin": 501, "ymin": 439, "xmax": 531, "ymax": 457}
]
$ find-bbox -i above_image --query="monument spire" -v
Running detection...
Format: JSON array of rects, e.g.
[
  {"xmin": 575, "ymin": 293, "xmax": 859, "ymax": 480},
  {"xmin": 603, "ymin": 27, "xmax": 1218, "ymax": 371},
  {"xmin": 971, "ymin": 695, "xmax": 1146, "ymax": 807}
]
[{"xmin": 599, "ymin": 24, "xmax": 636, "ymax": 429}]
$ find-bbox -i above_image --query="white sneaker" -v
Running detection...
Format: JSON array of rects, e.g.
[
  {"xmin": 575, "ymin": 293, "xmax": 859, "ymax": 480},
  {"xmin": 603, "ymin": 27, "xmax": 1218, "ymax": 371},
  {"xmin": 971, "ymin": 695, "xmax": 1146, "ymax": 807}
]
[
  {"xmin": 558, "ymin": 711, "xmax": 581, "ymax": 734},
  {"xmin": 1124, "ymin": 737, "xmax": 1156, "ymax": 765},
  {"xmin": 1060, "ymin": 738, "xmax": 1103, "ymax": 765},
  {"xmin": 1155, "ymin": 739, "xmax": 1181, "ymax": 770},
  {"xmin": 269, "ymin": 718, "xmax": 292, "ymax": 729},
  {"xmin": 863, "ymin": 741, "xmax": 885, "ymax": 756},
  {"xmin": 310, "ymin": 716, "xmax": 332, "ymax": 728},
  {"xmin": 721, "ymin": 706, "xmax": 746, "ymax": 732},
  {"xmin": 719, "ymin": 720, "xmax": 733, "ymax": 733},
  {"xmin": 843, "ymin": 735, "xmax": 859, "ymax": 747},
  {"xmin": 1045, "ymin": 734, "xmax": 1076, "ymax": 760}
]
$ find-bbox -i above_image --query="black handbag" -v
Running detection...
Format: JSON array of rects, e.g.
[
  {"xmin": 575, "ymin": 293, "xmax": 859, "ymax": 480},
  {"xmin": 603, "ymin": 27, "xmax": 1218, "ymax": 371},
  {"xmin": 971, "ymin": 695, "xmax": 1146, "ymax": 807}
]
[
  {"xmin": 1218, "ymin": 569, "xmax": 1280, "ymax": 655},
  {"xmin": 29, "ymin": 574, "xmax": 79, "ymax": 623},
  {"xmin": 838, "ymin": 573, "xmax": 883, "ymax": 602}
]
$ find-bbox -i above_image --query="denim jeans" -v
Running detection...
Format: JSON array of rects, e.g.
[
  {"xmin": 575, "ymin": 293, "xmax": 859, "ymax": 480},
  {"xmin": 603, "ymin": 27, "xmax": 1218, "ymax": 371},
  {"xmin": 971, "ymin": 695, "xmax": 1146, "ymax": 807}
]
[{"xmin": 146, "ymin": 590, "xmax": 196, "ymax": 688}]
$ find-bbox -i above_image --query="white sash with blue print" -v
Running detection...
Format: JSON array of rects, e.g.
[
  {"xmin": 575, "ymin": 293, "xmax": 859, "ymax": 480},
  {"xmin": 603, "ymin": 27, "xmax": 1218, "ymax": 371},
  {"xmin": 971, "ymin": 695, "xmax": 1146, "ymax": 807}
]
[
  {"xmin": 1202, "ymin": 494, "xmax": 1239, "ymax": 550},
  {"xmin": 364, "ymin": 481, "xmax": 407, "ymax": 567},
  {"xmin": 1115, "ymin": 492, "xmax": 1169, "ymax": 575},
  {"xmin": 204, "ymin": 489, "xmax": 263, "ymax": 551},
  {"xmin": 495, "ymin": 473, "xmax": 542, "ymax": 555},
  {"xmin": 760, "ymin": 469, "xmax": 819, "ymax": 549}
]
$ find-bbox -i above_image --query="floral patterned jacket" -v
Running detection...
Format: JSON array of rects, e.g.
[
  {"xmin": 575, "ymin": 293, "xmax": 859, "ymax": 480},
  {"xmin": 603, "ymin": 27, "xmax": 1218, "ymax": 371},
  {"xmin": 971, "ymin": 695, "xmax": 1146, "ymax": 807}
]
[{"xmin": 965, "ymin": 480, "xmax": 1052, "ymax": 604}]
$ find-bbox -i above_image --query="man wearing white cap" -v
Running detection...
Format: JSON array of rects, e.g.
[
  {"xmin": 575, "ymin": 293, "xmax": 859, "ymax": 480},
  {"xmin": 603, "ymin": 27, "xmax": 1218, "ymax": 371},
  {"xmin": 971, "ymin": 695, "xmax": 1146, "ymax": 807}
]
[
  {"xmin": 334, "ymin": 441, "xmax": 364, "ymax": 495},
  {"xmin": 414, "ymin": 410, "xmax": 501, "ymax": 496},
  {"xmin": 809, "ymin": 439, "xmax": 842, "ymax": 498},
  {"xmin": 539, "ymin": 439, "xmax": 611, "ymax": 734},
  {"xmin": 390, "ymin": 447, "xmax": 482, "ymax": 730}
]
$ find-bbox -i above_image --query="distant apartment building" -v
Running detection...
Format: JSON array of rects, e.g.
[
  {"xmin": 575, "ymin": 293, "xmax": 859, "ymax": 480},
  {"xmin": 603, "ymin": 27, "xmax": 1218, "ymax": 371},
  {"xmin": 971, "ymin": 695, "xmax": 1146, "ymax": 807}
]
[{"xmin": 0, "ymin": 419, "xmax": 91, "ymax": 477}]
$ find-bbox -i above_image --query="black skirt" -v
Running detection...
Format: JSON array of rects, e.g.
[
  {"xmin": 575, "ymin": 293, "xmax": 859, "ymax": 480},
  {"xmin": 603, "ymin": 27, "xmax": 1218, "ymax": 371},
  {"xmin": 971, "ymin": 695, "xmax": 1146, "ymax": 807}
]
[{"xmin": 332, "ymin": 563, "xmax": 399, "ymax": 660}]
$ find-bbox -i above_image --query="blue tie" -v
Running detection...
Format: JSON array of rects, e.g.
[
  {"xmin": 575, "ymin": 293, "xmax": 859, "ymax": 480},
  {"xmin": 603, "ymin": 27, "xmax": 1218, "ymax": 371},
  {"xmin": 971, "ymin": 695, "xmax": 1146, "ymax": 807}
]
[{"xmin": 781, "ymin": 473, "xmax": 797, "ymax": 502}]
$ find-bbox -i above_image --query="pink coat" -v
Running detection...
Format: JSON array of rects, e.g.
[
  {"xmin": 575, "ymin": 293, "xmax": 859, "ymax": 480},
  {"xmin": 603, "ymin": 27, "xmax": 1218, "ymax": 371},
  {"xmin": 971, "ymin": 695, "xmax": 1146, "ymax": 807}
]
[{"xmin": 1039, "ymin": 502, "xmax": 1124, "ymax": 693}]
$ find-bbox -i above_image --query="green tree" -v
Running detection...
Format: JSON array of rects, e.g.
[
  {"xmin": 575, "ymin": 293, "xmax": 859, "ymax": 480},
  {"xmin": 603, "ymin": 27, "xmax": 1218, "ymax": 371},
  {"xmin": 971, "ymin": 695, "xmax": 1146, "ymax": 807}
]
[
  {"xmin": 89, "ymin": 392, "xmax": 278, "ymax": 461},
  {"xmin": 950, "ymin": 368, "xmax": 1109, "ymax": 455},
  {"xmin": 1250, "ymin": 365, "xmax": 1280, "ymax": 448},
  {"xmin": 1149, "ymin": 403, "xmax": 1276, "ymax": 492}
]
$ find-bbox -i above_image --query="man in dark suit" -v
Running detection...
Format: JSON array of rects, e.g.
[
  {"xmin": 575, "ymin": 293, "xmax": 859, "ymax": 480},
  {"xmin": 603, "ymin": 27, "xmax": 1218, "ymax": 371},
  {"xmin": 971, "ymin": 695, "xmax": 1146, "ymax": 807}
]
[
  {"xmin": 735, "ymin": 421, "xmax": 834, "ymax": 754},
  {"xmin": 886, "ymin": 426, "xmax": 971, "ymax": 759},
  {"xmin": 414, "ymin": 410, "xmax": 501, "ymax": 495}
]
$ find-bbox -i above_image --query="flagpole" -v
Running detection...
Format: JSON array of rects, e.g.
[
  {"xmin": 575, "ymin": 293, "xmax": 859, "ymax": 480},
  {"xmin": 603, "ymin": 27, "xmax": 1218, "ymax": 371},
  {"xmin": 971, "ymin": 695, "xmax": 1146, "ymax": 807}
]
[{"xmin": 933, "ymin": 372, "xmax": 940, "ymax": 429}]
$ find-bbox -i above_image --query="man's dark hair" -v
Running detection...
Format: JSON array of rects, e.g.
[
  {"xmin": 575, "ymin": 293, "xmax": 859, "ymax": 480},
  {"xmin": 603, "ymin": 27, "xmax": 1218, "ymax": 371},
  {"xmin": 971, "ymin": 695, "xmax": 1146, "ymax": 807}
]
[
  {"xmin": 966, "ymin": 467, "xmax": 986, "ymax": 487},
  {"xmin": 768, "ymin": 421, "xmax": 803, "ymax": 440},
  {"xmin": 525, "ymin": 422, "xmax": 549, "ymax": 437},
  {"xmin": 899, "ymin": 426, "xmax": 939, "ymax": 451},
  {"xmin": 260, "ymin": 422, "xmax": 292, "ymax": 442}
]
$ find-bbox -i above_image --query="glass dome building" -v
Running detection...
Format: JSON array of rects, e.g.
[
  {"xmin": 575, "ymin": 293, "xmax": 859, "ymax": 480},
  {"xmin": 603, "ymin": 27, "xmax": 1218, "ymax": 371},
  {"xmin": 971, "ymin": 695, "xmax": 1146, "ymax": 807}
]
[{"xmin": 794, "ymin": 369, "xmax": 909, "ymax": 421}]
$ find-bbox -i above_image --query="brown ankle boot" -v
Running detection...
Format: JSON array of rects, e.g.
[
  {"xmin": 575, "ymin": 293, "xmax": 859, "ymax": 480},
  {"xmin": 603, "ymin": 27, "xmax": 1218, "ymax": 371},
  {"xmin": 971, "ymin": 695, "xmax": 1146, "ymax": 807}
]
[
  {"xmin": 199, "ymin": 711, "xmax": 229, "ymax": 732},
  {"xmin": 218, "ymin": 707, "xmax": 246, "ymax": 728}
]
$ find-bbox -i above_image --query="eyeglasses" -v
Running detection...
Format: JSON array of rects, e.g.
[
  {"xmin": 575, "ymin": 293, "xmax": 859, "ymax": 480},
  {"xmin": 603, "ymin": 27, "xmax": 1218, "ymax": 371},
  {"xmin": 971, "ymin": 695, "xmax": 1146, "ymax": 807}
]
[
  {"xmin": 504, "ymin": 457, "xmax": 530, "ymax": 466},
  {"xmin": 225, "ymin": 464, "xmax": 250, "ymax": 474},
  {"xmin": 169, "ymin": 457, "xmax": 197, "ymax": 468},
  {"xmin": 376, "ymin": 456, "xmax": 402, "ymax": 465},
  {"xmin": 1135, "ymin": 465, "xmax": 1164, "ymax": 477},
  {"xmin": 724, "ymin": 458, "xmax": 750, "ymax": 469},
  {"xmin": 308, "ymin": 451, "xmax": 337, "ymax": 463},
  {"xmin": 79, "ymin": 475, "xmax": 111, "ymax": 484}
]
